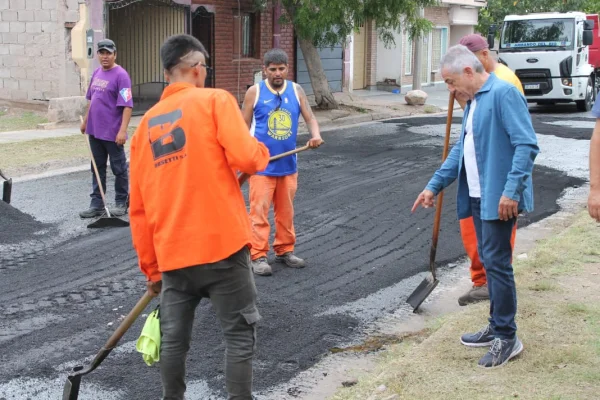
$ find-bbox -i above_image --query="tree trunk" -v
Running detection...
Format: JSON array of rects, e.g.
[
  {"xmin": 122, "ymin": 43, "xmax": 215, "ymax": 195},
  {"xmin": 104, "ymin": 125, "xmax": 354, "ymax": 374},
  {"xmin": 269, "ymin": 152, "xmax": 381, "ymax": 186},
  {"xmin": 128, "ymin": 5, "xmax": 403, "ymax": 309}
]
[{"xmin": 297, "ymin": 37, "xmax": 339, "ymax": 109}]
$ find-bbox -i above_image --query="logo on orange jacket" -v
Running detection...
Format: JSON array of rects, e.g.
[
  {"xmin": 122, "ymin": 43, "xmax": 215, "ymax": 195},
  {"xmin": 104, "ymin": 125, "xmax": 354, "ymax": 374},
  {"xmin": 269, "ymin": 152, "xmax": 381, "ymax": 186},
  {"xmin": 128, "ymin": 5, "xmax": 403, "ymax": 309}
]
[{"xmin": 148, "ymin": 109, "xmax": 188, "ymax": 168}]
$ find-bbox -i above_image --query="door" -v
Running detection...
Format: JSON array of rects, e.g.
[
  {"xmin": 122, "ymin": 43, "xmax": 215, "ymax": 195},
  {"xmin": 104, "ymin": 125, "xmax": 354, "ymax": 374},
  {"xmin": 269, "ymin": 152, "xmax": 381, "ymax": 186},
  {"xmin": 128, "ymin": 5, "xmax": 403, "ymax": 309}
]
[
  {"xmin": 296, "ymin": 40, "xmax": 343, "ymax": 95},
  {"xmin": 192, "ymin": 7, "xmax": 215, "ymax": 88},
  {"xmin": 353, "ymin": 24, "xmax": 366, "ymax": 89},
  {"xmin": 106, "ymin": 0, "xmax": 191, "ymax": 114}
]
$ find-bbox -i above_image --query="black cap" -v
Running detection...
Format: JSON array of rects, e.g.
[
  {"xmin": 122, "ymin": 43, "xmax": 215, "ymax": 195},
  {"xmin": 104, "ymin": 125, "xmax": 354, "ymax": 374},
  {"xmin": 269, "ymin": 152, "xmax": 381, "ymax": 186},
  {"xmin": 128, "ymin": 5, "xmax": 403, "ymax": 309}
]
[{"xmin": 97, "ymin": 39, "xmax": 116, "ymax": 53}]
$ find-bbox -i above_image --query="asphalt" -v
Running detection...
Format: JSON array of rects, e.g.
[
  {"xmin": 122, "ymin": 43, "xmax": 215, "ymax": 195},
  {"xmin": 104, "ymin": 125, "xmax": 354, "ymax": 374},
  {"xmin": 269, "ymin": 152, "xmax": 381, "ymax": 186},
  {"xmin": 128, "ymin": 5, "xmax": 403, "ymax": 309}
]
[{"xmin": 0, "ymin": 108, "xmax": 589, "ymax": 399}]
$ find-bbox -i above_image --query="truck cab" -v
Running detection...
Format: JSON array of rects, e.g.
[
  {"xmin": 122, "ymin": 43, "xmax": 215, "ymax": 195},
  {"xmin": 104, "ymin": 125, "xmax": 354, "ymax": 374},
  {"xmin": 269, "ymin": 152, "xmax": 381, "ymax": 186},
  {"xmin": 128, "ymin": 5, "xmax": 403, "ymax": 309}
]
[{"xmin": 495, "ymin": 12, "xmax": 598, "ymax": 111}]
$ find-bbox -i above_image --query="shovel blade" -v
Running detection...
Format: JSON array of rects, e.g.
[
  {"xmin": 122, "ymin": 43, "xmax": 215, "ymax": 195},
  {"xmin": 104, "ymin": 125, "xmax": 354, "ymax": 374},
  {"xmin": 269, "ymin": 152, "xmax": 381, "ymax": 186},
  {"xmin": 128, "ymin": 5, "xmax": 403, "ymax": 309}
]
[
  {"xmin": 87, "ymin": 216, "xmax": 130, "ymax": 229},
  {"xmin": 2, "ymin": 178, "xmax": 11, "ymax": 204},
  {"xmin": 62, "ymin": 367, "xmax": 83, "ymax": 400},
  {"xmin": 406, "ymin": 275, "xmax": 439, "ymax": 312}
]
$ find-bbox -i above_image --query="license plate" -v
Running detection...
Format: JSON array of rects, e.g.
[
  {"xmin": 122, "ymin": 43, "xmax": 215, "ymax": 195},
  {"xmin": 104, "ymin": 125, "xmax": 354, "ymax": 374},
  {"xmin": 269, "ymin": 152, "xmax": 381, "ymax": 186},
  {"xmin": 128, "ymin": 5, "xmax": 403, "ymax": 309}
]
[{"xmin": 525, "ymin": 84, "xmax": 540, "ymax": 90}]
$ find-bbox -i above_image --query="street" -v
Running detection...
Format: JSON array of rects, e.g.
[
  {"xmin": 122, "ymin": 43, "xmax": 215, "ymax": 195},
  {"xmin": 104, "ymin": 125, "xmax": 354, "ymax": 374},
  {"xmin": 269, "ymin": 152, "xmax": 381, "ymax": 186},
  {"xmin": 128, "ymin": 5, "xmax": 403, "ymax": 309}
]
[{"xmin": 0, "ymin": 104, "xmax": 591, "ymax": 399}]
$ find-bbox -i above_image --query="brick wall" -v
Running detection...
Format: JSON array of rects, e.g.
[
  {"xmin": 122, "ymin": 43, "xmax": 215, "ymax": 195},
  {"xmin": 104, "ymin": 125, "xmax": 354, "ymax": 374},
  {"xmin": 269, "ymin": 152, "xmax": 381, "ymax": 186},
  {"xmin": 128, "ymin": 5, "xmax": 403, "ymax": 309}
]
[
  {"xmin": 401, "ymin": 6, "xmax": 450, "ymax": 86},
  {"xmin": 199, "ymin": 0, "xmax": 295, "ymax": 103},
  {"xmin": 365, "ymin": 20, "xmax": 377, "ymax": 88},
  {"xmin": 0, "ymin": 0, "xmax": 82, "ymax": 102}
]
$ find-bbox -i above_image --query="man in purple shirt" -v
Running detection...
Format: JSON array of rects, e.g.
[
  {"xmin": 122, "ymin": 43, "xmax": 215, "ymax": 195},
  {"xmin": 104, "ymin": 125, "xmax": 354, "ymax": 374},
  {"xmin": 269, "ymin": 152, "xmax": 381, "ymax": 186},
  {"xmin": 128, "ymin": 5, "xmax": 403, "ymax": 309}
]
[{"xmin": 80, "ymin": 38, "xmax": 133, "ymax": 218}]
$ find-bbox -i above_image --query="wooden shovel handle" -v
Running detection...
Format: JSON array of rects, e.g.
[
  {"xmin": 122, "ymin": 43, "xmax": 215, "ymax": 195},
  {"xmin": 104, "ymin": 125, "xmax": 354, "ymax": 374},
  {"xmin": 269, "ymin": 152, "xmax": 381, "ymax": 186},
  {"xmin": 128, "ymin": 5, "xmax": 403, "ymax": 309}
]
[
  {"xmin": 237, "ymin": 143, "xmax": 317, "ymax": 186},
  {"xmin": 429, "ymin": 92, "xmax": 455, "ymax": 277},
  {"xmin": 104, "ymin": 291, "xmax": 153, "ymax": 350},
  {"xmin": 83, "ymin": 291, "xmax": 153, "ymax": 374}
]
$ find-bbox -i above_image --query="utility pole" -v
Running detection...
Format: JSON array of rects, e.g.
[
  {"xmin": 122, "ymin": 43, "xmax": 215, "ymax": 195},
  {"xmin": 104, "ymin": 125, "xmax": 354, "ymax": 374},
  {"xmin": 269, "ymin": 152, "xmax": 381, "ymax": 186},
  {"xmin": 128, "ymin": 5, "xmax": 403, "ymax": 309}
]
[{"xmin": 412, "ymin": 7, "xmax": 425, "ymax": 91}]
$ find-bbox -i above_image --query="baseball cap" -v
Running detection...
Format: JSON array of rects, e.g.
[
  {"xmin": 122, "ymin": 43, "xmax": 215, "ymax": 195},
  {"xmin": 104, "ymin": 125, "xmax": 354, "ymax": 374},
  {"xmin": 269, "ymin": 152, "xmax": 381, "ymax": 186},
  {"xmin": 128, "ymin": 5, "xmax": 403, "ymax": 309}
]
[
  {"xmin": 459, "ymin": 34, "xmax": 489, "ymax": 53},
  {"xmin": 97, "ymin": 39, "xmax": 116, "ymax": 53}
]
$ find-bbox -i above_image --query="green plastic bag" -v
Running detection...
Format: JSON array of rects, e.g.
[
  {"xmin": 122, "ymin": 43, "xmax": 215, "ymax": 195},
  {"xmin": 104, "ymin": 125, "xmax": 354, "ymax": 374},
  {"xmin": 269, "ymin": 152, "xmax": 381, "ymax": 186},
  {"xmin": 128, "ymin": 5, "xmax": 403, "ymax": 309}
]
[{"xmin": 136, "ymin": 305, "xmax": 161, "ymax": 366}]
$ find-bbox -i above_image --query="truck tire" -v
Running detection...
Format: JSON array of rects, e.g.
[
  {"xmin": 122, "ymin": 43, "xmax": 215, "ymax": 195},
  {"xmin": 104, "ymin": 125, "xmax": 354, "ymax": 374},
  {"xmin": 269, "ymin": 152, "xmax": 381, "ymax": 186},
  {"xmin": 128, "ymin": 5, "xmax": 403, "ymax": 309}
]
[{"xmin": 576, "ymin": 78, "xmax": 594, "ymax": 112}]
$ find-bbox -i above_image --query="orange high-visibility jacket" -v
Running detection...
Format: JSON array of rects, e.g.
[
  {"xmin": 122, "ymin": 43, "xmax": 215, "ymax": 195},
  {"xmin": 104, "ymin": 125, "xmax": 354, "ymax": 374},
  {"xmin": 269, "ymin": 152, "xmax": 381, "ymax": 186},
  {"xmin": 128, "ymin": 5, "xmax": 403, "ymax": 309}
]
[{"xmin": 129, "ymin": 82, "xmax": 270, "ymax": 282}]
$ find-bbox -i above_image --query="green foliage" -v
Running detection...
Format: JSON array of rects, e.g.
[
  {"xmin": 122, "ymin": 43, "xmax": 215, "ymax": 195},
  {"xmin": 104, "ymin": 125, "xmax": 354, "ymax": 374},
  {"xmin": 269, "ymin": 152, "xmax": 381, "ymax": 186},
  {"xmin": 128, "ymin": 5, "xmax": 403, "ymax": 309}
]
[
  {"xmin": 255, "ymin": 0, "xmax": 437, "ymax": 49},
  {"xmin": 477, "ymin": 0, "xmax": 600, "ymax": 37}
]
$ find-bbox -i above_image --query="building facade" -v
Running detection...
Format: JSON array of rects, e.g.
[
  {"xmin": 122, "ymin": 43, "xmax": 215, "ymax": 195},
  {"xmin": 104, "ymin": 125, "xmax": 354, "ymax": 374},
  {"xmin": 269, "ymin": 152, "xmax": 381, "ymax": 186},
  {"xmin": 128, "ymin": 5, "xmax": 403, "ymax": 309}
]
[
  {"xmin": 0, "ymin": 0, "xmax": 298, "ymax": 113},
  {"xmin": 351, "ymin": 0, "xmax": 486, "ymax": 92}
]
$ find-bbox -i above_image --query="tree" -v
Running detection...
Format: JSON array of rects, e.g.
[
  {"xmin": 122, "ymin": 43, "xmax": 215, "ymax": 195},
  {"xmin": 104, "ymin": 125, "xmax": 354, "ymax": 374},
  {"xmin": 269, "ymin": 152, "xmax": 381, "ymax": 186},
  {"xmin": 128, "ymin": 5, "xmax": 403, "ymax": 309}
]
[
  {"xmin": 477, "ymin": 0, "xmax": 600, "ymax": 37},
  {"xmin": 256, "ymin": 0, "xmax": 436, "ymax": 109}
]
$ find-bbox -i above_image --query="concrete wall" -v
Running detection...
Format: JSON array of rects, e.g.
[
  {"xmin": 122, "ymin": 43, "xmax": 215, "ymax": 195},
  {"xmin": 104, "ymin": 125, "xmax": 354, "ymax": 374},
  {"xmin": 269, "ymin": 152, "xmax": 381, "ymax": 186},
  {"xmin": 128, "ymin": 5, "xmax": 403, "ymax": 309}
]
[
  {"xmin": 376, "ymin": 29, "xmax": 402, "ymax": 84},
  {"xmin": 450, "ymin": 25, "xmax": 474, "ymax": 46},
  {"xmin": 0, "ymin": 0, "xmax": 83, "ymax": 102}
]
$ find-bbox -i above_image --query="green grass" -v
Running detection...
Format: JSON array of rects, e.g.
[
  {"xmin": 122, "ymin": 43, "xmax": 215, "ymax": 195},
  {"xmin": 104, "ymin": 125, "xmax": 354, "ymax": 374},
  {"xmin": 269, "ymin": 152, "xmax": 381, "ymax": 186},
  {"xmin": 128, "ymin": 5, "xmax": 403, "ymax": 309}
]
[
  {"xmin": 0, "ymin": 111, "xmax": 48, "ymax": 132},
  {"xmin": 331, "ymin": 212, "xmax": 600, "ymax": 400}
]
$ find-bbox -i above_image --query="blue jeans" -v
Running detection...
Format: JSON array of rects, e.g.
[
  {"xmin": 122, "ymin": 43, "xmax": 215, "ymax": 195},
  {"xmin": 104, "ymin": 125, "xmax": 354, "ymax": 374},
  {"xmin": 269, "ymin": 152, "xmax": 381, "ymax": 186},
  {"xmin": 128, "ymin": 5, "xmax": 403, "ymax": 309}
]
[
  {"xmin": 470, "ymin": 197, "xmax": 518, "ymax": 339},
  {"xmin": 88, "ymin": 135, "xmax": 129, "ymax": 209}
]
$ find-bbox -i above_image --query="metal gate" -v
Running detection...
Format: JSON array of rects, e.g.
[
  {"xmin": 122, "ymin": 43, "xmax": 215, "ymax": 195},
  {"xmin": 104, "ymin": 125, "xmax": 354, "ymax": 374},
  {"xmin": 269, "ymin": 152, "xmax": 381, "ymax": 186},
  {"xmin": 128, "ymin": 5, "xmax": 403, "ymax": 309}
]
[{"xmin": 105, "ymin": 0, "xmax": 191, "ymax": 114}]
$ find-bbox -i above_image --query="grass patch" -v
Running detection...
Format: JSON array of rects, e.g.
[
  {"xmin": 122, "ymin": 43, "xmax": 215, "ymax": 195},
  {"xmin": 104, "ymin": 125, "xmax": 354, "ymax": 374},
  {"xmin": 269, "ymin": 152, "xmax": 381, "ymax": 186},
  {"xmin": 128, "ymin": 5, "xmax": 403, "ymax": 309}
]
[
  {"xmin": 331, "ymin": 212, "xmax": 600, "ymax": 400},
  {"xmin": 528, "ymin": 280, "xmax": 558, "ymax": 292},
  {"xmin": 0, "ymin": 132, "xmax": 134, "ymax": 173},
  {"xmin": 0, "ymin": 111, "xmax": 48, "ymax": 132},
  {"xmin": 423, "ymin": 105, "xmax": 438, "ymax": 114}
]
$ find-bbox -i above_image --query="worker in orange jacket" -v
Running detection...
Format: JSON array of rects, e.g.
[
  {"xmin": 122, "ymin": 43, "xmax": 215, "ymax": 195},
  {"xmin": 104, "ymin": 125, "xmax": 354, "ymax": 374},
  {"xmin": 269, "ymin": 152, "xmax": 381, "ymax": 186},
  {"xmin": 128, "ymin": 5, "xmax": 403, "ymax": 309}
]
[
  {"xmin": 129, "ymin": 34, "xmax": 270, "ymax": 400},
  {"xmin": 456, "ymin": 34, "xmax": 520, "ymax": 306}
]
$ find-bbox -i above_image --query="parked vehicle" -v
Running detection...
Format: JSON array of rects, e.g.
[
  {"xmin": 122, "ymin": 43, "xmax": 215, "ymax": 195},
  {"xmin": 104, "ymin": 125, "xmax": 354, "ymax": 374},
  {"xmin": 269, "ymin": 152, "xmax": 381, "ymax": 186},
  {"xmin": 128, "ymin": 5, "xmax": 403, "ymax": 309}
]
[{"xmin": 488, "ymin": 12, "xmax": 600, "ymax": 111}]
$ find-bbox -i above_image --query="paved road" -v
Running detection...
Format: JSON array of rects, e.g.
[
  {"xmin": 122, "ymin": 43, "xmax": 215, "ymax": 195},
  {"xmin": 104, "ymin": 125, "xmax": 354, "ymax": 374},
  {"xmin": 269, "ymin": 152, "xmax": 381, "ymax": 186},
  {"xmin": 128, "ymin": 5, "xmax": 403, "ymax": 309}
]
[{"xmin": 0, "ymin": 106, "xmax": 589, "ymax": 399}]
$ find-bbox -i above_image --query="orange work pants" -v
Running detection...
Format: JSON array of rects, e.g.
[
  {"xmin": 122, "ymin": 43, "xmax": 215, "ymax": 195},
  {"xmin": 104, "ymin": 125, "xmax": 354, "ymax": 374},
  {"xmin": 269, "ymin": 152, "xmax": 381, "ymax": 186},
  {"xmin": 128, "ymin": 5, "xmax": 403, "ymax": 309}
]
[
  {"xmin": 248, "ymin": 173, "xmax": 298, "ymax": 260},
  {"xmin": 460, "ymin": 216, "xmax": 518, "ymax": 286}
]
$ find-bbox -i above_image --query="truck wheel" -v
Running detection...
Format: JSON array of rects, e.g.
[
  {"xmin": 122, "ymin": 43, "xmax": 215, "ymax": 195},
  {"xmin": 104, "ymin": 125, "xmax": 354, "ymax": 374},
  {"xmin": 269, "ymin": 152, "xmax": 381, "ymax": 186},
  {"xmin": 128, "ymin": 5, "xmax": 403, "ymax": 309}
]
[{"xmin": 576, "ymin": 78, "xmax": 594, "ymax": 112}]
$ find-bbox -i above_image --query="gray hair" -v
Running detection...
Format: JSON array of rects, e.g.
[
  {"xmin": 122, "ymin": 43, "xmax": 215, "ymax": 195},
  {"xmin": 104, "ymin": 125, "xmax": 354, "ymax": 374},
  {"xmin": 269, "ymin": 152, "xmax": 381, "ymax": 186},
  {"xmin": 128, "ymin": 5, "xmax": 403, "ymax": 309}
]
[
  {"xmin": 264, "ymin": 48, "xmax": 288, "ymax": 67},
  {"xmin": 440, "ymin": 44, "xmax": 484, "ymax": 74}
]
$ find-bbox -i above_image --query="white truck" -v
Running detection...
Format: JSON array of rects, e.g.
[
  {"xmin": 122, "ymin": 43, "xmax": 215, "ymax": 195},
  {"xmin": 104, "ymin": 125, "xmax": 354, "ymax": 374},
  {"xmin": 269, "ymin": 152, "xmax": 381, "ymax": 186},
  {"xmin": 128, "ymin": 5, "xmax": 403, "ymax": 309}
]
[{"xmin": 489, "ymin": 12, "xmax": 600, "ymax": 111}]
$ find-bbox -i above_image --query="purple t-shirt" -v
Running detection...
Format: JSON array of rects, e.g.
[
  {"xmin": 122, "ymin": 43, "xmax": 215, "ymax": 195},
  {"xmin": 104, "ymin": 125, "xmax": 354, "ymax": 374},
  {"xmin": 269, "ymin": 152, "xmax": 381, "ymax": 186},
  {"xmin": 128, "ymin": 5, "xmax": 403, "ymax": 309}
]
[{"xmin": 86, "ymin": 65, "xmax": 133, "ymax": 141}]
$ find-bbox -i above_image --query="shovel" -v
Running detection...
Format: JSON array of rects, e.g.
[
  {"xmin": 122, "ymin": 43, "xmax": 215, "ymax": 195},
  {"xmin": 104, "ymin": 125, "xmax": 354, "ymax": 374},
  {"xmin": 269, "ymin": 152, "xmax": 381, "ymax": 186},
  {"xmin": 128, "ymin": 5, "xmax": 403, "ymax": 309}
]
[
  {"xmin": 63, "ymin": 291, "xmax": 153, "ymax": 400},
  {"xmin": 237, "ymin": 143, "xmax": 318, "ymax": 186},
  {"xmin": 0, "ymin": 168, "xmax": 12, "ymax": 204},
  {"xmin": 80, "ymin": 116, "xmax": 129, "ymax": 229},
  {"xmin": 406, "ymin": 92, "xmax": 455, "ymax": 312}
]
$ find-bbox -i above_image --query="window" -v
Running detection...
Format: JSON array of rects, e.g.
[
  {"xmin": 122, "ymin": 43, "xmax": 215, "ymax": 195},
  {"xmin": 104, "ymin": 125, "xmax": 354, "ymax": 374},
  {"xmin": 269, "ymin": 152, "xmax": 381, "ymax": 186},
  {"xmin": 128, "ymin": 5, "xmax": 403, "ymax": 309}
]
[
  {"xmin": 233, "ymin": 11, "xmax": 259, "ymax": 58},
  {"xmin": 405, "ymin": 36, "xmax": 413, "ymax": 75},
  {"xmin": 432, "ymin": 27, "xmax": 448, "ymax": 72},
  {"xmin": 500, "ymin": 18, "xmax": 575, "ymax": 50}
]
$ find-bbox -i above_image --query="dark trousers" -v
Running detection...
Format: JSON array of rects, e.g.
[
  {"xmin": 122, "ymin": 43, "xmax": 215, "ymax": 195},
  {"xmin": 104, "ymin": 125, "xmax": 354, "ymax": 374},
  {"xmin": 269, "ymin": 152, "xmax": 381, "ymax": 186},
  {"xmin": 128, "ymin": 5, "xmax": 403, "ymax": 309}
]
[
  {"xmin": 88, "ymin": 135, "xmax": 128, "ymax": 209},
  {"xmin": 470, "ymin": 197, "xmax": 518, "ymax": 340},
  {"xmin": 160, "ymin": 247, "xmax": 259, "ymax": 400}
]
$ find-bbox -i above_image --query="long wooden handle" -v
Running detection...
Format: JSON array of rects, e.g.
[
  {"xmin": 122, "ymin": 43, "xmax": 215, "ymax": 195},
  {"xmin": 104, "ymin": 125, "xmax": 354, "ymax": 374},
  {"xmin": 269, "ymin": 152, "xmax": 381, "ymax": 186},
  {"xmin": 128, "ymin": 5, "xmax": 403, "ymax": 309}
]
[
  {"xmin": 105, "ymin": 291, "xmax": 153, "ymax": 350},
  {"xmin": 87, "ymin": 291, "xmax": 154, "ymax": 372},
  {"xmin": 80, "ymin": 115, "xmax": 111, "ymax": 216},
  {"xmin": 237, "ymin": 144, "xmax": 315, "ymax": 186},
  {"xmin": 429, "ymin": 92, "xmax": 455, "ymax": 278}
]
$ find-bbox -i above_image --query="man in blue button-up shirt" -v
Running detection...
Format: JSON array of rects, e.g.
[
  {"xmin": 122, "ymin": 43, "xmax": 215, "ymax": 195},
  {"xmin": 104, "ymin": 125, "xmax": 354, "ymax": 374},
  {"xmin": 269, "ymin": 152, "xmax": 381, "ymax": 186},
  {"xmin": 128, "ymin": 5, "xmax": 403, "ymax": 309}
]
[{"xmin": 412, "ymin": 44, "xmax": 539, "ymax": 368}]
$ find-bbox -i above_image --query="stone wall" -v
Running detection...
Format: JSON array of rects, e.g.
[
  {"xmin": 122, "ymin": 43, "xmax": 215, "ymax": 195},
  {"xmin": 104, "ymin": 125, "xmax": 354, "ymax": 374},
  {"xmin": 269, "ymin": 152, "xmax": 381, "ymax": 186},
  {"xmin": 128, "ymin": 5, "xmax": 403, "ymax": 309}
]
[{"xmin": 0, "ymin": 0, "xmax": 83, "ymax": 103}]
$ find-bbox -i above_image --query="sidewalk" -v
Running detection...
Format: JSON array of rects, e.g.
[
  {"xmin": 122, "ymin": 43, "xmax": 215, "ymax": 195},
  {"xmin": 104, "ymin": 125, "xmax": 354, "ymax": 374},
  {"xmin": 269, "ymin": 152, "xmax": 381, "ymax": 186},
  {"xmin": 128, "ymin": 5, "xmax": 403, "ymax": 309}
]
[{"xmin": 0, "ymin": 85, "xmax": 454, "ymax": 145}]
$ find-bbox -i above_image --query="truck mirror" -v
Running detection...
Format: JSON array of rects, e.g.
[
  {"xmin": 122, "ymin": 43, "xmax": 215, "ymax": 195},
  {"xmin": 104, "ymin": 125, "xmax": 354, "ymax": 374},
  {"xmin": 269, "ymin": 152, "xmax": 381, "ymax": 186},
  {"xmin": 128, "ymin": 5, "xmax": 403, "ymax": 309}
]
[
  {"xmin": 583, "ymin": 30, "xmax": 593, "ymax": 46},
  {"xmin": 487, "ymin": 33, "xmax": 495, "ymax": 49},
  {"xmin": 585, "ymin": 19, "xmax": 595, "ymax": 30}
]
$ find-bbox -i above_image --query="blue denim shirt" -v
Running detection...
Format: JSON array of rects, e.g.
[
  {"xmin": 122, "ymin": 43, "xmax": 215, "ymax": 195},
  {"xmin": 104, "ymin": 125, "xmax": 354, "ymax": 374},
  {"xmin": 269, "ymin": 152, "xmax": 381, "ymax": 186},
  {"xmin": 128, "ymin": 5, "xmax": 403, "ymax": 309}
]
[{"xmin": 425, "ymin": 73, "xmax": 539, "ymax": 221}]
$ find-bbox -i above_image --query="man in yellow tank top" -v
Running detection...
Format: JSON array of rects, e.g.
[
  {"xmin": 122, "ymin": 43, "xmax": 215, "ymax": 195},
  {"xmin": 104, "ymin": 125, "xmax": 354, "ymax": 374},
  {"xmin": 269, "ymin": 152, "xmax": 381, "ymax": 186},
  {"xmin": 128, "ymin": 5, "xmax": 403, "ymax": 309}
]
[{"xmin": 454, "ymin": 34, "xmax": 523, "ymax": 306}]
